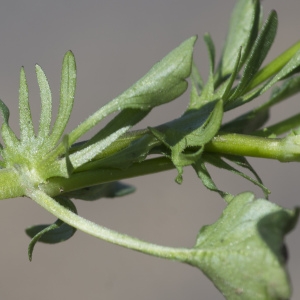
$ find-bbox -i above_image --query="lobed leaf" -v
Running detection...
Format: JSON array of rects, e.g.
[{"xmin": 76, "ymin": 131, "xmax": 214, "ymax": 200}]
[{"xmin": 191, "ymin": 192, "xmax": 299, "ymax": 299}]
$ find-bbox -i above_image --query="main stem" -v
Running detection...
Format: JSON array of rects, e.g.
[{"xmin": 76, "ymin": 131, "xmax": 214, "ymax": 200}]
[
  {"xmin": 205, "ymin": 133, "xmax": 284, "ymax": 160},
  {"xmin": 1, "ymin": 132, "xmax": 298, "ymax": 200},
  {"xmin": 44, "ymin": 133, "xmax": 298, "ymax": 197}
]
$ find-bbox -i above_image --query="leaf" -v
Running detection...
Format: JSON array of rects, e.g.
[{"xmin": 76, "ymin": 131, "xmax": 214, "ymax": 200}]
[
  {"xmin": 215, "ymin": 0, "xmax": 260, "ymax": 84},
  {"xmin": 217, "ymin": 47, "xmax": 242, "ymax": 102},
  {"xmin": 26, "ymin": 196, "xmax": 77, "ymax": 261},
  {"xmin": 258, "ymin": 49, "xmax": 300, "ymax": 94},
  {"xmin": 0, "ymin": 99, "xmax": 19, "ymax": 150},
  {"xmin": 192, "ymin": 157, "xmax": 233, "ymax": 202},
  {"xmin": 191, "ymin": 192, "xmax": 299, "ymax": 300},
  {"xmin": 69, "ymin": 109, "xmax": 149, "ymax": 170},
  {"xmin": 190, "ymin": 61, "xmax": 204, "ymax": 95},
  {"xmin": 66, "ymin": 36, "xmax": 197, "ymax": 147},
  {"xmin": 149, "ymin": 100, "xmax": 223, "ymax": 183},
  {"xmin": 19, "ymin": 67, "xmax": 35, "ymax": 142},
  {"xmin": 227, "ymin": 10, "xmax": 278, "ymax": 107},
  {"xmin": 200, "ymin": 34, "xmax": 215, "ymax": 99},
  {"xmin": 247, "ymin": 40, "xmax": 300, "ymax": 91},
  {"xmin": 62, "ymin": 181, "xmax": 135, "ymax": 201},
  {"xmin": 221, "ymin": 108, "xmax": 269, "ymax": 134},
  {"xmin": 63, "ymin": 135, "xmax": 74, "ymax": 176},
  {"xmin": 266, "ymin": 76, "xmax": 300, "ymax": 108},
  {"xmin": 48, "ymin": 51, "xmax": 76, "ymax": 147},
  {"xmin": 79, "ymin": 133, "xmax": 158, "ymax": 171},
  {"xmin": 36, "ymin": 64, "xmax": 52, "ymax": 140},
  {"xmin": 218, "ymin": 154, "xmax": 270, "ymax": 198}
]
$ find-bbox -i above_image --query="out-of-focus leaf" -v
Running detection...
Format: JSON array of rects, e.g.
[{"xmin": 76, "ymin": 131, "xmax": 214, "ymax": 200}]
[
  {"xmin": 190, "ymin": 192, "xmax": 299, "ymax": 300},
  {"xmin": 63, "ymin": 181, "xmax": 135, "ymax": 201},
  {"xmin": 266, "ymin": 76, "xmax": 300, "ymax": 107},
  {"xmin": 221, "ymin": 108, "xmax": 269, "ymax": 134},
  {"xmin": 26, "ymin": 197, "xmax": 77, "ymax": 261}
]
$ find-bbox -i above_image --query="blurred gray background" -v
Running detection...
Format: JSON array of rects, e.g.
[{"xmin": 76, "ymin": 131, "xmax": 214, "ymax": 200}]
[{"xmin": 0, "ymin": 0, "xmax": 299, "ymax": 299}]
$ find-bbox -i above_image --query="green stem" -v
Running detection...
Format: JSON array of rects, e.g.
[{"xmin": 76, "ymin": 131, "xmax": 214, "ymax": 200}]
[
  {"xmin": 205, "ymin": 132, "xmax": 300, "ymax": 162},
  {"xmin": 28, "ymin": 187, "xmax": 195, "ymax": 263},
  {"xmin": 43, "ymin": 132, "xmax": 300, "ymax": 198}
]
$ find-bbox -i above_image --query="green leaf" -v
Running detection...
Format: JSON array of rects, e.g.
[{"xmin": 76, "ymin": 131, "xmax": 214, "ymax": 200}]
[
  {"xmin": 62, "ymin": 181, "xmax": 135, "ymax": 201},
  {"xmin": 191, "ymin": 192, "xmax": 299, "ymax": 300},
  {"xmin": 78, "ymin": 133, "xmax": 158, "ymax": 171},
  {"xmin": 217, "ymin": 154, "xmax": 269, "ymax": 198},
  {"xmin": 227, "ymin": 73, "xmax": 300, "ymax": 114},
  {"xmin": 190, "ymin": 61, "xmax": 204, "ymax": 95},
  {"xmin": 36, "ymin": 64, "xmax": 52, "ymax": 140},
  {"xmin": 149, "ymin": 100, "xmax": 223, "ymax": 183},
  {"xmin": 0, "ymin": 99, "xmax": 19, "ymax": 150},
  {"xmin": 247, "ymin": 40, "xmax": 300, "ymax": 91},
  {"xmin": 217, "ymin": 47, "xmax": 242, "ymax": 102},
  {"xmin": 46, "ymin": 109, "xmax": 151, "ymax": 178},
  {"xmin": 19, "ymin": 67, "xmax": 35, "ymax": 142},
  {"xmin": 215, "ymin": 0, "xmax": 260, "ymax": 85},
  {"xmin": 63, "ymin": 135, "xmax": 74, "ymax": 176},
  {"xmin": 266, "ymin": 76, "xmax": 300, "ymax": 108},
  {"xmin": 221, "ymin": 108, "xmax": 269, "ymax": 134},
  {"xmin": 26, "ymin": 196, "xmax": 77, "ymax": 261},
  {"xmin": 192, "ymin": 158, "xmax": 233, "ymax": 202},
  {"xmin": 48, "ymin": 51, "xmax": 76, "ymax": 146},
  {"xmin": 69, "ymin": 109, "xmax": 149, "ymax": 169},
  {"xmin": 227, "ymin": 10, "xmax": 278, "ymax": 107},
  {"xmin": 200, "ymin": 34, "xmax": 215, "ymax": 99},
  {"xmin": 258, "ymin": 49, "xmax": 300, "ymax": 95},
  {"xmin": 66, "ymin": 36, "xmax": 197, "ymax": 148}
]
